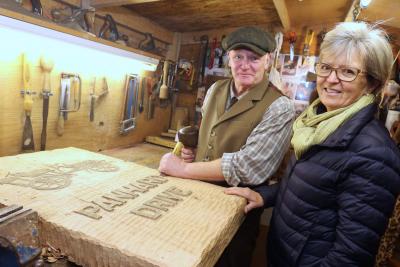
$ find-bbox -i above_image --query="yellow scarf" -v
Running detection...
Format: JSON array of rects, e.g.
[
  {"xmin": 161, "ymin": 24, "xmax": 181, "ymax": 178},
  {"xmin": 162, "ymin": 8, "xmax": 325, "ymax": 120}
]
[{"xmin": 291, "ymin": 94, "xmax": 375, "ymax": 159}]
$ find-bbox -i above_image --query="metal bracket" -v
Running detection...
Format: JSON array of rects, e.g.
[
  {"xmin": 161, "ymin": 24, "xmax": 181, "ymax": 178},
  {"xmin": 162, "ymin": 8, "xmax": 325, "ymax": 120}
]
[{"xmin": 20, "ymin": 90, "xmax": 37, "ymax": 96}]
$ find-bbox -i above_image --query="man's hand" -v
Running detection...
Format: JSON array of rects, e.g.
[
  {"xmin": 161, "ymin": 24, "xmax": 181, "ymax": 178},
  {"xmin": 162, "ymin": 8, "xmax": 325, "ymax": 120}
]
[
  {"xmin": 158, "ymin": 152, "xmax": 186, "ymax": 177},
  {"xmin": 224, "ymin": 187, "xmax": 264, "ymax": 213},
  {"xmin": 181, "ymin": 147, "xmax": 196, "ymax": 163}
]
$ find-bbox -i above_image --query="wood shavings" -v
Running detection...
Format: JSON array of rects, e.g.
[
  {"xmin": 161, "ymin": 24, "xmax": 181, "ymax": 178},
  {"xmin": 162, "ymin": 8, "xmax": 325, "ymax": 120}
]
[{"xmin": 41, "ymin": 242, "xmax": 67, "ymax": 263}]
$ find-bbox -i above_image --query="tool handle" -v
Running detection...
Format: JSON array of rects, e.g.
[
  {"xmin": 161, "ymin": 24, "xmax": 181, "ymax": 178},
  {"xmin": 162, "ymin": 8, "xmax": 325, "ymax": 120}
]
[
  {"xmin": 43, "ymin": 72, "xmax": 51, "ymax": 93},
  {"xmin": 56, "ymin": 115, "xmax": 64, "ymax": 136},
  {"xmin": 172, "ymin": 141, "xmax": 184, "ymax": 156},
  {"xmin": 139, "ymin": 77, "xmax": 146, "ymax": 113},
  {"xmin": 23, "ymin": 94, "xmax": 34, "ymax": 116},
  {"xmin": 22, "ymin": 53, "xmax": 30, "ymax": 91},
  {"xmin": 40, "ymin": 56, "xmax": 54, "ymax": 93},
  {"xmin": 90, "ymin": 96, "xmax": 95, "ymax": 121},
  {"xmin": 162, "ymin": 60, "xmax": 169, "ymax": 86},
  {"xmin": 304, "ymin": 30, "xmax": 314, "ymax": 46},
  {"xmin": 72, "ymin": 76, "xmax": 81, "ymax": 111},
  {"xmin": 22, "ymin": 54, "xmax": 33, "ymax": 115},
  {"xmin": 40, "ymin": 99, "xmax": 49, "ymax": 151},
  {"xmin": 159, "ymin": 61, "xmax": 169, "ymax": 99}
]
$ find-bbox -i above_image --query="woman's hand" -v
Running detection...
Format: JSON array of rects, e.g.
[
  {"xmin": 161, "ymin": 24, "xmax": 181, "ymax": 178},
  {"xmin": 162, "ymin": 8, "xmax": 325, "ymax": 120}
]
[
  {"xmin": 224, "ymin": 187, "xmax": 264, "ymax": 213},
  {"xmin": 181, "ymin": 147, "xmax": 196, "ymax": 163}
]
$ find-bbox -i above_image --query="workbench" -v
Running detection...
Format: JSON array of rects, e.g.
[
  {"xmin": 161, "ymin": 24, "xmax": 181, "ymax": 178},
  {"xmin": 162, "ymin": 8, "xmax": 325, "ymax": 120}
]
[{"xmin": 0, "ymin": 146, "xmax": 245, "ymax": 267}]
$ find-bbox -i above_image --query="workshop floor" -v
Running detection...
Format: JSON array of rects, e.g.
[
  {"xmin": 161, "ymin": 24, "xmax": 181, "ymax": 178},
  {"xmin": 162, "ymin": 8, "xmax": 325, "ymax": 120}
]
[{"xmin": 101, "ymin": 142, "xmax": 170, "ymax": 169}]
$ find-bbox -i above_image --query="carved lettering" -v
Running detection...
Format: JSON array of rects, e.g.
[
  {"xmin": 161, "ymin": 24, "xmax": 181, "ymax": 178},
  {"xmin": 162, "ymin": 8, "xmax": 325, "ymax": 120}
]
[
  {"xmin": 103, "ymin": 194, "xmax": 128, "ymax": 204},
  {"xmin": 143, "ymin": 198, "xmax": 177, "ymax": 212},
  {"xmin": 155, "ymin": 191, "xmax": 183, "ymax": 202},
  {"xmin": 74, "ymin": 176, "xmax": 194, "ymax": 221},
  {"xmin": 146, "ymin": 175, "xmax": 168, "ymax": 183},
  {"xmin": 131, "ymin": 206, "xmax": 162, "ymax": 220},
  {"xmin": 167, "ymin": 186, "xmax": 192, "ymax": 197},
  {"xmin": 136, "ymin": 180, "xmax": 158, "ymax": 188},
  {"xmin": 92, "ymin": 196, "xmax": 125, "ymax": 211},
  {"xmin": 74, "ymin": 205, "xmax": 102, "ymax": 220},
  {"xmin": 124, "ymin": 183, "xmax": 149, "ymax": 193},
  {"xmin": 111, "ymin": 189, "xmax": 138, "ymax": 199},
  {"xmin": 130, "ymin": 186, "xmax": 192, "ymax": 220}
]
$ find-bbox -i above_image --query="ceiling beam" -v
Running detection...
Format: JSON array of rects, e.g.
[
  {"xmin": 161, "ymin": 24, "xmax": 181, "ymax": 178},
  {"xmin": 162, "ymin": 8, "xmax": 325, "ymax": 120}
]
[
  {"xmin": 344, "ymin": 0, "xmax": 359, "ymax": 22},
  {"xmin": 90, "ymin": 0, "xmax": 163, "ymax": 9},
  {"xmin": 272, "ymin": 0, "xmax": 290, "ymax": 30}
]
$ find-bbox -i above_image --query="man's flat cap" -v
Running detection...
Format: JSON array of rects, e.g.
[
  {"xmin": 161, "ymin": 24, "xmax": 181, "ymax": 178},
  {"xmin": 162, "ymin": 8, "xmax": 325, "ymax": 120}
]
[{"xmin": 222, "ymin": 26, "xmax": 276, "ymax": 55}]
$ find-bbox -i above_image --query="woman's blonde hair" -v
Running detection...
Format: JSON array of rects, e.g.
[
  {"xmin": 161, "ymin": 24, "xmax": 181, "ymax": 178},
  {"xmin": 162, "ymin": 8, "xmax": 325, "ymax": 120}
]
[{"xmin": 320, "ymin": 21, "xmax": 394, "ymax": 93}]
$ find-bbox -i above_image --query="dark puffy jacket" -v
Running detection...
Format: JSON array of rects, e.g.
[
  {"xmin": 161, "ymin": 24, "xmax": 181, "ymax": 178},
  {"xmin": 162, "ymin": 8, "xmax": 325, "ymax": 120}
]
[{"xmin": 258, "ymin": 104, "xmax": 400, "ymax": 267}]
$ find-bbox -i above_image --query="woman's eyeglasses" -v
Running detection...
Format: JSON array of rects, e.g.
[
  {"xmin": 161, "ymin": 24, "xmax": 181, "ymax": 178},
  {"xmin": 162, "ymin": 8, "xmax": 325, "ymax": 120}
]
[{"xmin": 315, "ymin": 63, "xmax": 366, "ymax": 82}]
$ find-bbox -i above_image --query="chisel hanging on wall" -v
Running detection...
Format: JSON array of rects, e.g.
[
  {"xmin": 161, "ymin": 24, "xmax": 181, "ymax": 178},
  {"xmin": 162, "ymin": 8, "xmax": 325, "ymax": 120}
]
[
  {"xmin": 39, "ymin": 56, "xmax": 54, "ymax": 151},
  {"xmin": 21, "ymin": 53, "xmax": 36, "ymax": 152}
]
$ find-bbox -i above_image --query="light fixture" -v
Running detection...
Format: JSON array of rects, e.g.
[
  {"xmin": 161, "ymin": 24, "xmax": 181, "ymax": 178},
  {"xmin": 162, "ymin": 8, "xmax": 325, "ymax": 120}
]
[
  {"xmin": 0, "ymin": 14, "xmax": 159, "ymax": 75},
  {"xmin": 360, "ymin": 0, "xmax": 372, "ymax": 9}
]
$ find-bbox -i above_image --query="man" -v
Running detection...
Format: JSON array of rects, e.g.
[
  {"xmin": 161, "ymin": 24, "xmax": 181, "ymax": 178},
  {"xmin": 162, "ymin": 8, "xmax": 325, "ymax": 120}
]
[{"xmin": 159, "ymin": 26, "xmax": 295, "ymax": 267}]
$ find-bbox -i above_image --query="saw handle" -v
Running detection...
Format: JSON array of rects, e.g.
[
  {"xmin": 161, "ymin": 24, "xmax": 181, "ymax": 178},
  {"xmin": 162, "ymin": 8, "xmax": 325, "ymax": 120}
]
[{"xmin": 57, "ymin": 111, "xmax": 64, "ymax": 136}]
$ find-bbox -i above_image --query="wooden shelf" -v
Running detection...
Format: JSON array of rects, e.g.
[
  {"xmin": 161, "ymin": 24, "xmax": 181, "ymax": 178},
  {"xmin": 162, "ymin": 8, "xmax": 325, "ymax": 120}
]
[{"xmin": 0, "ymin": 5, "xmax": 162, "ymax": 61}]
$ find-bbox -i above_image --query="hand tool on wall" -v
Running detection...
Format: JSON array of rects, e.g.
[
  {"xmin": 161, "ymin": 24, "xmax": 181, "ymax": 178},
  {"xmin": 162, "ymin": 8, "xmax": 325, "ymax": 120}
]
[
  {"xmin": 57, "ymin": 75, "xmax": 69, "ymax": 136},
  {"xmin": 288, "ymin": 31, "xmax": 297, "ymax": 62},
  {"xmin": 89, "ymin": 78, "xmax": 96, "ymax": 122},
  {"xmin": 138, "ymin": 76, "xmax": 145, "ymax": 113},
  {"xmin": 21, "ymin": 53, "xmax": 36, "ymax": 152},
  {"xmin": 51, "ymin": 6, "xmax": 95, "ymax": 34},
  {"xmin": 159, "ymin": 60, "xmax": 169, "ymax": 99},
  {"xmin": 39, "ymin": 56, "xmax": 54, "ymax": 151},
  {"xmin": 138, "ymin": 33, "xmax": 156, "ymax": 52},
  {"xmin": 172, "ymin": 126, "xmax": 199, "ymax": 156},
  {"xmin": 169, "ymin": 64, "xmax": 179, "ymax": 129},
  {"xmin": 199, "ymin": 35, "xmax": 209, "ymax": 86},
  {"xmin": 208, "ymin": 37, "xmax": 217, "ymax": 69},
  {"xmin": 218, "ymin": 35, "xmax": 226, "ymax": 68},
  {"xmin": 270, "ymin": 32, "xmax": 283, "ymax": 89},
  {"xmin": 147, "ymin": 77, "xmax": 156, "ymax": 120},
  {"xmin": 31, "ymin": 0, "xmax": 42, "ymax": 16},
  {"xmin": 190, "ymin": 64, "xmax": 196, "ymax": 87},
  {"xmin": 120, "ymin": 74, "xmax": 139, "ymax": 134},
  {"xmin": 98, "ymin": 14, "xmax": 119, "ymax": 42},
  {"xmin": 83, "ymin": 7, "xmax": 96, "ymax": 35},
  {"xmin": 57, "ymin": 73, "xmax": 81, "ymax": 136},
  {"xmin": 89, "ymin": 77, "xmax": 108, "ymax": 122},
  {"xmin": 302, "ymin": 29, "xmax": 314, "ymax": 66}
]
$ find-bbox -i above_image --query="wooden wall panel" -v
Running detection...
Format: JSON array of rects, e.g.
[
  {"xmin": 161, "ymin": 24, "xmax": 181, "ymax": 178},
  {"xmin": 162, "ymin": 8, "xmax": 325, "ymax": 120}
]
[
  {"xmin": 0, "ymin": 56, "xmax": 171, "ymax": 157},
  {"xmin": 0, "ymin": 0, "xmax": 176, "ymax": 157}
]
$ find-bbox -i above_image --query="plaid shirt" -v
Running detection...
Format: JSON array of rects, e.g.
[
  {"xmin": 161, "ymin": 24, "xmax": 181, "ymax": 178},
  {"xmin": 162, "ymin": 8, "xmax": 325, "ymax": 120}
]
[{"xmin": 220, "ymin": 96, "xmax": 295, "ymax": 186}]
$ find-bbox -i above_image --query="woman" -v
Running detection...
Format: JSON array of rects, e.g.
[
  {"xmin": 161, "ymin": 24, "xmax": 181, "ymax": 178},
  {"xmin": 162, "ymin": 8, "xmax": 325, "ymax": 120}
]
[{"xmin": 225, "ymin": 22, "xmax": 400, "ymax": 267}]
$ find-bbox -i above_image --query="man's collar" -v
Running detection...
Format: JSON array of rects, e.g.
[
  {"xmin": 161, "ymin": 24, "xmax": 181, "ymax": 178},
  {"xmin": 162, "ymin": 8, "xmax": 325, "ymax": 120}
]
[{"xmin": 230, "ymin": 82, "xmax": 248, "ymax": 100}]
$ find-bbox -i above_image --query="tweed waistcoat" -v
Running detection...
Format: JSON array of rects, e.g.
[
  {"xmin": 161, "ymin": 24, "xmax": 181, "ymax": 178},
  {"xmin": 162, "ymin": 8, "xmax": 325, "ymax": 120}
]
[{"xmin": 195, "ymin": 75, "xmax": 282, "ymax": 162}]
